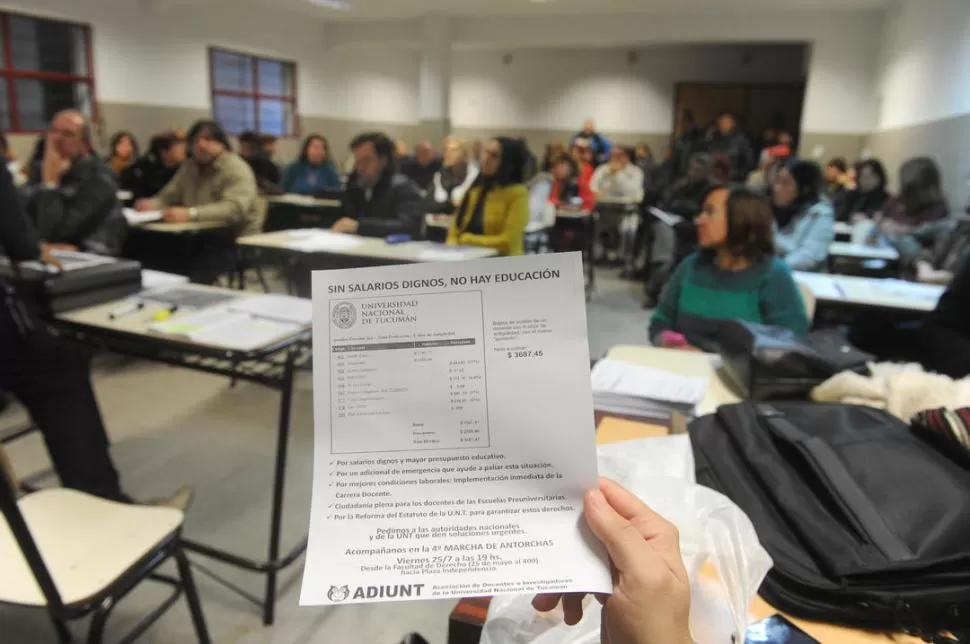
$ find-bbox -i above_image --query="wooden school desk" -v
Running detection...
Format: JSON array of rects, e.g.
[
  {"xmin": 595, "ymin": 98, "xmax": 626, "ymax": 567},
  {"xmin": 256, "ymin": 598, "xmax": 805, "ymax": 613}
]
[
  {"xmin": 828, "ymin": 242, "xmax": 900, "ymax": 276},
  {"xmin": 53, "ymin": 283, "xmax": 311, "ymax": 627},
  {"xmin": 795, "ymin": 272, "xmax": 944, "ymax": 317}
]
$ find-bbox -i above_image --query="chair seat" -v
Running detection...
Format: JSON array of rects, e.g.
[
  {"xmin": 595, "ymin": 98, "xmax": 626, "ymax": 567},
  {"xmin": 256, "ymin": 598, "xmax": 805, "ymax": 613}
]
[{"xmin": 0, "ymin": 489, "xmax": 183, "ymax": 607}]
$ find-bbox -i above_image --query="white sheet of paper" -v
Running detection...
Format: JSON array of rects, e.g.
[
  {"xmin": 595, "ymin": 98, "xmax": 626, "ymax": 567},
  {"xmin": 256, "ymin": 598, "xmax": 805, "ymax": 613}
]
[
  {"xmin": 648, "ymin": 207, "xmax": 683, "ymax": 227},
  {"xmin": 141, "ymin": 269, "xmax": 189, "ymax": 290},
  {"xmin": 590, "ymin": 359, "xmax": 707, "ymax": 406},
  {"xmin": 19, "ymin": 249, "xmax": 114, "ymax": 273},
  {"xmin": 301, "ymin": 253, "xmax": 610, "ymax": 606},
  {"xmin": 869, "ymin": 278, "xmax": 945, "ymax": 303},
  {"xmin": 150, "ymin": 307, "xmax": 300, "ymax": 350},
  {"xmin": 228, "ymin": 294, "xmax": 312, "ymax": 325},
  {"xmin": 417, "ymin": 247, "xmax": 469, "ymax": 261},
  {"xmin": 123, "ymin": 207, "xmax": 163, "ymax": 224},
  {"xmin": 287, "ymin": 231, "xmax": 364, "ymax": 252},
  {"xmin": 793, "ymin": 272, "xmax": 843, "ymax": 300}
]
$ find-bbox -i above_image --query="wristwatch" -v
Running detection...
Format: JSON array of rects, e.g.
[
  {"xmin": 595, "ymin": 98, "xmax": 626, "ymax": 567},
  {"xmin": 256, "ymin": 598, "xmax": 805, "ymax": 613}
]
[{"xmin": 188, "ymin": 207, "xmax": 199, "ymax": 221}]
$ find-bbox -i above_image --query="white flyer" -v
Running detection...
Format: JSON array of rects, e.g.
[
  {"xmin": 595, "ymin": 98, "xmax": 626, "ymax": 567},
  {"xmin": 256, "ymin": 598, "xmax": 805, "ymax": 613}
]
[{"xmin": 300, "ymin": 252, "xmax": 610, "ymax": 605}]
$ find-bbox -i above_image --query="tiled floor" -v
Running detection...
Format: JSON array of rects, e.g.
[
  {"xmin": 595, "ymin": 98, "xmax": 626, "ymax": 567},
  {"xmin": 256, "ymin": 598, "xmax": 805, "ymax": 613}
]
[{"xmin": 0, "ymin": 269, "xmax": 649, "ymax": 644}]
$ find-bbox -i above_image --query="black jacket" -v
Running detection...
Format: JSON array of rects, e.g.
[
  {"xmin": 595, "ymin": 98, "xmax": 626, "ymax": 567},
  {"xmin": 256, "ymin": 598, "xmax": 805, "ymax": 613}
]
[
  {"xmin": 0, "ymin": 165, "xmax": 40, "ymax": 262},
  {"xmin": 399, "ymin": 157, "xmax": 441, "ymax": 192},
  {"xmin": 243, "ymin": 154, "xmax": 282, "ymax": 192},
  {"xmin": 705, "ymin": 129, "xmax": 754, "ymax": 181},
  {"xmin": 25, "ymin": 156, "xmax": 126, "ymax": 256},
  {"xmin": 921, "ymin": 259, "xmax": 970, "ymax": 378},
  {"xmin": 341, "ymin": 169, "xmax": 425, "ymax": 239},
  {"xmin": 119, "ymin": 155, "xmax": 180, "ymax": 200},
  {"xmin": 835, "ymin": 188, "xmax": 889, "ymax": 222}
]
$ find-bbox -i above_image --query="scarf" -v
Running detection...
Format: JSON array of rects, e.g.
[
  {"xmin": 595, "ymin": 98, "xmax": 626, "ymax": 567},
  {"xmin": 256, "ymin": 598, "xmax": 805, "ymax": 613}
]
[
  {"xmin": 439, "ymin": 163, "xmax": 468, "ymax": 195},
  {"xmin": 459, "ymin": 176, "xmax": 496, "ymax": 236}
]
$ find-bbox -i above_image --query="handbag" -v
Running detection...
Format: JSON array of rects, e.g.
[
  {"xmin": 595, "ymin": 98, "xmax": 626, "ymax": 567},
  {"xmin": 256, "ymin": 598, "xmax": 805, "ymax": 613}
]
[{"xmin": 718, "ymin": 321, "xmax": 873, "ymax": 400}]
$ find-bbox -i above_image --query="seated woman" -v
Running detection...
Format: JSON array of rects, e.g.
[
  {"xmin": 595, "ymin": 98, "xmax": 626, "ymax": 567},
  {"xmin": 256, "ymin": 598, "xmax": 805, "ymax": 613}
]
[
  {"xmin": 281, "ymin": 134, "xmax": 341, "ymax": 195},
  {"xmin": 541, "ymin": 141, "xmax": 566, "ymax": 173},
  {"xmin": 547, "ymin": 154, "xmax": 595, "ymax": 211},
  {"xmin": 836, "ymin": 159, "xmax": 890, "ymax": 223},
  {"xmin": 108, "ymin": 131, "xmax": 138, "ymax": 178},
  {"xmin": 430, "ymin": 138, "xmax": 478, "ymax": 214},
  {"xmin": 772, "ymin": 159, "xmax": 835, "ymax": 272},
  {"xmin": 877, "ymin": 157, "xmax": 949, "ymax": 267},
  {"xmin": 447, "ymin": 137, "xmax": 529, "ymax": 256},
  {"xmin": 650, "ymin": 185, "xmax": 808, "ymax": 352}
]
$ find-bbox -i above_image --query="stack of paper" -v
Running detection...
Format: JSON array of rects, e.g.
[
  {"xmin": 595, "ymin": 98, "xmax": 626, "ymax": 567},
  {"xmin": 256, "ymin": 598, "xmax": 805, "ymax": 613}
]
[
  {"xmin": 150, "ymin": 307, "xmax": 301, "ymax": 351},
  {"xmin": 590, "ymin": 359, "xmax": 708, "ymax": 423},
  {"xmin": 141, "ymin": 269, "xmax": 189, "ymax": 290},
  {"xmin": 20, "ymin": 250, "xmax": 114, "ymax": 273},
  {"xmin": 228, "ymin": 294, "xmax": 312, "ymax": 325},
  {"xmin": 122, "ymin": 207, "xmax": 163, "ymax": 224},
  {"xmin": 286, "ymin": 231, "xmax": 364, "ymax": 252}
]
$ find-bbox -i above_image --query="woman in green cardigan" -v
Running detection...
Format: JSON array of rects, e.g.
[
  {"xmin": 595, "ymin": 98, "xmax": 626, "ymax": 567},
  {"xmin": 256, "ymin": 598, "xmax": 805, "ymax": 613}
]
[{"xmin": 649, "ymin": 184, "xmax": 808, "ymax": 352}]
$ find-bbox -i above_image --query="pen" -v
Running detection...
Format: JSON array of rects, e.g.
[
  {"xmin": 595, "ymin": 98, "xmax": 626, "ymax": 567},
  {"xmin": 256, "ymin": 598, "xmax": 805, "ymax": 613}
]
[
  {"xmin": 109, "ymin": 300, "xmax": 144, "ymax": 320},
  {"xmin": 152, "ymin": 304, "xmax": 179, "ymax": 321}
]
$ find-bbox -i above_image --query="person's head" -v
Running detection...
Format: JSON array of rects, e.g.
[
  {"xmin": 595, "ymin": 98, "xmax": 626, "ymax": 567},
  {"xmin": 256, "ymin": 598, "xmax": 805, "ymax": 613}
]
[
  {"xmin": 110, "ymin": 131, "xmax": 137, "ymax": 162},
  {"xmin": 634, "ymin": 142, "xmax": 653, "ymax": 162},
  {"xmin": 777, "ymin": 131, "xmax": 794, "ymax": 147},
  {"xmin": 608, "ymin": 146, "xmax": 629, "ymax": 169},
  {"xmin": 696, "ymin": 185, "xmax": 774, "ymax": 261},
  {"xmin": 716, "ymin": 111, "xmax": 736, "ymax": 135},
  {"xmin": 773, "ymin": 158, "xmax": 823, "ymax": 208},
  {"xmin": 442, "ymin": 138, "xmax": 467, "ymax": 169},
  {"xmin": 551, "ymin": 154, "xmax": 578, "ymax": 181},
  {"xmin": 479, "ymin": 137, "xmax": 526, "ymax": 185},
  {"xmin": 149, "ymin": 131, "xmax": 187, "ymax": 168},
  {"xmin": 582, "ymin": 118, "xmax": 595, "ymax": 135},
  {"xmin": 710, "ymin": 153, "xmax": 732, "ymax": 183},
  {"xmin": 856, "ymin": 159, "xmax": 887, "ymax": 194},
  {"xmin": 570, "ymin": 139, "xmax": 590, "ymax": 165},
  {"xmin": 48, "ymin": 110, "xmax": 92, "ymax": 162},
  {"xmin": 415, "ymin": 140, "xmax": 436, "ymax": 166},
  {"xmin": 545, "ymin": 141, "xmax": 565, "ymax": 161},
  {"xmin": 350, "ymin": 131, "xmax": 394, "ymax": 185},
  {"xmin": 261, "ymin": 134, "xmax": 278, "ymax": 159},
  {"xmin": 394, "ymin": 139, "xmax": 409, "ymax": 159},
  {"xmin": 187, "ymin": 120, "xmax": 231, "ymax": 166},
  {"xmin": 686, "ymin": 153, "xmax": 712, "ymax": 183},
  {"xmin": 899, "ymin": 156, "xmax": 945, "ymax": 213},
  {"xmin": 299, "ymin": 134, "xmax": 330, "ymax": 165},
  {"xmin": 824, "ymin": 157, "xmax": 848, "ymax": 183},
  {"xmin": 238, "ymin": 130, "xmax": 261, "ymax": 157}
]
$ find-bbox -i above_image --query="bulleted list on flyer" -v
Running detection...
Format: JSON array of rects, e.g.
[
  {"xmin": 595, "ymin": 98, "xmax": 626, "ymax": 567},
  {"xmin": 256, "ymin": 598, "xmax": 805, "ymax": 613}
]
[{"xmin": 300, "ymin": 253, "xmax": 610, "ymax": 605}]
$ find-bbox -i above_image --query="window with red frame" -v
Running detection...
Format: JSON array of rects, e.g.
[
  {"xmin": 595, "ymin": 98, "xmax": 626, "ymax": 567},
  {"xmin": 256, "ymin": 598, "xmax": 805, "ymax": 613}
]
[
  {"xmin": 0, "ymin": 12, "xmax": 95, "ymax": 133},
  {"xmin": 209, "ymin": 47, "xmax": 297, "ymax": 137}
]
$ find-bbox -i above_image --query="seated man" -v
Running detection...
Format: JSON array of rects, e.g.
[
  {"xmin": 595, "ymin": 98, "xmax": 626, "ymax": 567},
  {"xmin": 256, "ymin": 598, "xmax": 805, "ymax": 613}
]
[
  {"xmin": 24, "ymin": 110, "xmax": 125, "ymax": 255},
  {"xmin": 333, "ymin": 132, "xmax": 424, "ymax": 239},
  {"xmin": 120, "ymin": 130, "xmax": 187, "ymax": 200},
  {"xmin": 399, "ymin": 140, "xmax": 441, "ymax": 193},
  {"xmin": 135, "ymin": 120, "xmax": 263, "ymax": 236},
  {"xmin": 0, "ymin": 163, "xmax": 187, "ymax": 507},
  {"xmin": 239, "ymin": 130, "xmax": 281, "ymax": 192}
]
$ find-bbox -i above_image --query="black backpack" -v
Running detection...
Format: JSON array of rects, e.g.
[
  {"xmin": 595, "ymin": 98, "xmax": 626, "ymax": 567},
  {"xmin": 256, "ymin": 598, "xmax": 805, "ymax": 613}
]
[{"xmin": 690, "ymin": 402, "xmax": 970, "ymax": 641}]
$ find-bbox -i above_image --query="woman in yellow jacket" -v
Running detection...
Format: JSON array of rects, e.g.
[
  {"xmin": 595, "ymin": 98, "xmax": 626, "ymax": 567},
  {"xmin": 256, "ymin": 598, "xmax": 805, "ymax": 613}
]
[{"xmin": 447, "ymin": 137, "xmax": 530, "ymax": 256}]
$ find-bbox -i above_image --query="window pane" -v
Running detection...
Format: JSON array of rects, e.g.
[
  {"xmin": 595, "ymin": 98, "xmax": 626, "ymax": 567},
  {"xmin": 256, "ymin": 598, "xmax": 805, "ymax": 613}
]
[
  {"xmin": 214, "ymin": 94, "xmax": 256, "ymax": 134},
  {"xmin": 257, "ymin": 59, "xmax": 293, "ymax": 97},
  {"xmin": 257, "ymin": 99, "xmax": 293, "ymax": 136},
  {"xmin": 0, "ymin": 82, "xmax": 10, "ymax": 131},
  {"xmin": 16, "ymin": 79, "xmax": 91, "ymax": 131},
  {"xmin": 10, "ymin": 16, "xmax": 89, "ymax": 75},
  {"xmin": 212, "ymin": 49, "xmax": 253, "ymax": 92}
]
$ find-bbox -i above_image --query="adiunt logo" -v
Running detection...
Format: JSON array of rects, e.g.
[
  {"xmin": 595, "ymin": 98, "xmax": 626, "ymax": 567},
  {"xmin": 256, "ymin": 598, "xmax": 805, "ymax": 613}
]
[
  {"xmin": 327, "ymin": 583, "xmax": 425, "ymax": 602},
  {"xmin": 327, "ymin": 585, "xmax": 350, "ymax": 602}
]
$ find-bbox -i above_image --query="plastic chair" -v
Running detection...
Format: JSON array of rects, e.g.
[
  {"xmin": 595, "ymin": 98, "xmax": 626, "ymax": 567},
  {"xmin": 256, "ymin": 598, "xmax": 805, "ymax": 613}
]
[{"xmin": 0, "ymin": 447, "xmax": 211, "ymax": 644}]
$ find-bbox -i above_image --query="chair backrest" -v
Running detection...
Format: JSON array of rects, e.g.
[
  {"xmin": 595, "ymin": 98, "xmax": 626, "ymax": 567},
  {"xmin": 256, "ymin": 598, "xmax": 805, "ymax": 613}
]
[
  {"xmin": 0, "ymin": 446, "xmax": 67, "ymax": 611},
  {"xmin": 797, "ymin": 282, "xmax": 817, "ymax": 324}
]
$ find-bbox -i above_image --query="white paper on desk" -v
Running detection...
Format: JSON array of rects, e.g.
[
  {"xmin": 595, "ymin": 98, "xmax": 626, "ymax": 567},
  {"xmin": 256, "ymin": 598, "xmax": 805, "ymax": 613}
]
[
  {"xmin": 150, "ymin": 307, "xmax": 300, "ymax": 351},
  {"xmin": 648, "ymin": 207, "xmax": 684, "ymax": 227},
  {"xmin": 141, "ymin": 269, "xmax": 189, "ymax": 290},
  {"xmin": 793, "ymin": 272, "xmax": 842, "ymax": 299},
  {"xmin": 228, "ymin": 294, "xmax": 312, "ymax": 325},
  {"xmin": 870, "ymin": 278, "xmax": 945, "ymax": 303},
  {"xmin": 417, "ymin": 247, "xmax": 469, "ymax": 261},
  {"xmin": 287, "ymin": 231, "xmax": 364, "ymax": 252},
  {"xmin": 122, "ymin": 207, "xmax": 163, "ymax": 224},
  {"xmin": 590, "ymin": 359, "xmax": 707, "ymax": 406},
  {"xmin": 301, "ymin": 252, "xmax": 610, "ymax": 606},
  {"xmin": 19, "ymin": 249, "xmax": 113, "ymax": 273}
]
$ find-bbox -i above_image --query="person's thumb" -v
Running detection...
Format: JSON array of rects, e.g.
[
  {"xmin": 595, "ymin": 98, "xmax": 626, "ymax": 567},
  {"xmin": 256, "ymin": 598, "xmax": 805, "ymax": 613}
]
[{"xmin": 584, "ymin": 488, "xmax": 646, "ymax": 573}]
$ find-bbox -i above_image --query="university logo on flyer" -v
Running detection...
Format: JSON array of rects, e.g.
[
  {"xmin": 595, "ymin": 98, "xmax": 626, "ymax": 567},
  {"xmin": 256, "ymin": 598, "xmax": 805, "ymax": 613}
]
[
  {"xmin": 331, "ymin": 302, "xmax": 357, "ymax": 329},
  {"xmin": 327, "ymin": 585, "xmax": 350, "ymax": 602},
  {"xmin": 327, "ymin": 583, "xmax": 426, "ymax": 602}
]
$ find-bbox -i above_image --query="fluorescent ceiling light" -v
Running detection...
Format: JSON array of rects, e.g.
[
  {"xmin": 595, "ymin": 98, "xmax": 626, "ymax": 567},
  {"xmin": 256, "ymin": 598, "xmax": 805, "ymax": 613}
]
[{"xmin": 309, "ymin": 0, "xmax": 351, "ymax": 10}]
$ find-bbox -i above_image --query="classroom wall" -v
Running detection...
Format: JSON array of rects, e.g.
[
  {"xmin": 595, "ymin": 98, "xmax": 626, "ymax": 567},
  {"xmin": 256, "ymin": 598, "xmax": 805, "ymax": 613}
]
[{"xmin": 866, "ymin": 0, "xmax": 970, "ymax": 209}]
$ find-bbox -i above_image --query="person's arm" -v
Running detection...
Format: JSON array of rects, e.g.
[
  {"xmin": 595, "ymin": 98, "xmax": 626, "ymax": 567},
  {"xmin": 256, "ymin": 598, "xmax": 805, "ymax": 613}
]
[
  {"xmin": 356, "ymin": 179, "xmax": 425, "ymax": 238},
  {"xmin": 779, "ymin": 204, "xmax": 835, "ymax": 271},
  {"xmin": 31, "ymin": 165, "xmax": 116, "ymax": 245},
  {"xmin": 921, "ymin": 260, "xmax": 970, "ymax": 377},
  {"xmin": 596, "ymin": 134, "xmax": 613, "ymax": 160},
  {"xmin": 648, "ymin": 258, "xmax": 690, "ymax": 343},
  {"xmin": 579, "ymin": 174, "xmax": 597, "ymax": 211},
  {"xmin": 432, "ymin": 172, "xmax": 448, "ymax": 203},
  {"xmin": 589, "ymin": 165, "xmax": 608, "ymax": 195},
  {"xmin": 193, "ymin": 162, "xmax": 258, "ymax": 225},
  {"xmin": 0, "ymin": 165, "xmax": 40, "ymax": 261},
  {"xmin": 280, "ymin": 163, "xmax": 298, "ymax": 193},
  {"xmin": 323, "ymin": 162, "xmax": 342, "ymax": 189},
  {"xmin": 458, "ymin": 187, "xmax": 529, "ymax": 254},
  {"xmin": 145, "ymin": 166, "xmax": 185, "ymax": 209},
  {"xmin": 760, "ymin": 261, "xmax": 810, "ymax": 334}
]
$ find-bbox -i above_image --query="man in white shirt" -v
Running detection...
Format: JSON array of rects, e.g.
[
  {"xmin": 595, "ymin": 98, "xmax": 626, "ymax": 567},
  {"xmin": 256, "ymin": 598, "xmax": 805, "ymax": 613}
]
[{"xmin": 591, "ymin": 146, "xmax": 644, "ymax": 203}]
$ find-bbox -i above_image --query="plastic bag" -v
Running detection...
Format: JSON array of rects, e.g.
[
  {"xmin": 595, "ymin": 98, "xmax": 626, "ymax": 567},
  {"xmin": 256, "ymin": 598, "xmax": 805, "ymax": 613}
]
[{"xmin": 480, "ymin": 437, "xmax": 772, "ymax": 644}]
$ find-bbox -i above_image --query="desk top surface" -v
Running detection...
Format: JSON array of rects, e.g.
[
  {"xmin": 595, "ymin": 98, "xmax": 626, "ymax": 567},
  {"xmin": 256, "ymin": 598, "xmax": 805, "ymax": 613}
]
[
  {"xmin": 829, "ymin": 242, "xmax": 900, "ymax": 261},
  {"xmin": 56, "ymin": 282, "xmax": 309, "ymax": 355},
  {"xmin": 136, "ymin": 220, "xmax": 230, "ymax": 233},
  {"xmin": 605, "ymin": 344, "xmax": 741, "ymax": 416},
  {"xmin": 238, "ymin": 229, "xmax": 498, "ymax": 262},
  {"xmin": 795, "ymin": 272, "xmax": 944, "ymax": 313},
  {"xmin": 266, "ymin": 194, "xmax": 341, "ymax": 208}
]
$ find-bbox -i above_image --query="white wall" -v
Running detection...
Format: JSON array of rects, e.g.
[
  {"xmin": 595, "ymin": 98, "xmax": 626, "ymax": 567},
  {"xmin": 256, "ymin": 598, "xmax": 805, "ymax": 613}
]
[
  {"xmin": 450, "ymin": 45, "xmax": 805, "ymax": 133},
  {"xmin": 875, "ymin": 0, "xmax": 970, "ymax": 130},
  {"xmin": 319, "ymin": 47, "xmax": 420, "ymax": 125}
]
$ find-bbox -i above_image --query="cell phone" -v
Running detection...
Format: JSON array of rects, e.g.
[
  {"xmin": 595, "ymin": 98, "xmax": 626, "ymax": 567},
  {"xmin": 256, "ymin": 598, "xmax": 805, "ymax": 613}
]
[
  {"xmin": 385, "ymin": 234, "xmax": 412, "ymax": 244},
  {"xmin": 744, "ymin": 614, "xmax": 819, "ymax": 644}
]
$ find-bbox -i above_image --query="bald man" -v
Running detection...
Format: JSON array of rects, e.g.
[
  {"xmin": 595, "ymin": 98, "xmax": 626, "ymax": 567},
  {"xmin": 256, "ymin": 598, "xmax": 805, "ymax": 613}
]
[
  {"xmin": 571, "ymin": 118, "xmax": 613, "ymax": 166},
  {"xmin": 399, "ymin": 139, "xmax": 441, "ymax": 192},
  {"xmin": 25, "ymin": 110, "xmax": 125, "ymax": 255}
]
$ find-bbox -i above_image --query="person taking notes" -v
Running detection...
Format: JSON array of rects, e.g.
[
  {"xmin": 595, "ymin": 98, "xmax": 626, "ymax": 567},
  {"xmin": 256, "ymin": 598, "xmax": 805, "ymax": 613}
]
[
  {"xmin": 447, "ymin": 137, "xmax": 530, "ymax": 256},
  {"xmin": 650, "ymin": 185, "xmax": 808, "ymax": 352}
]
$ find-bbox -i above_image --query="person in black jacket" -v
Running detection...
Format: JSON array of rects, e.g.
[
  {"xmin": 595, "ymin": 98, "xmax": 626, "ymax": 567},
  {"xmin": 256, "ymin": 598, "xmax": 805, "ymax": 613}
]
[
  {"xmin": 399, "ymin": 140, "xmax": 441, "ymax": 193},
  {"xmin": 119, "ymin": 130, "xmax": 187, "ymax": 200},
  {"xmin": 921, "ymin": 259, "xmax": 970, "ymax": 378},
  {"xmin": 835, "ymin": 158, "xmax": 890, "ymax": 223},
  {"xmin": 333, "ymin": 132, "xmax": 424, "ymax": 239},
  {"xmin": 705, "ymin": 111, "xmax": 754, "ymax": 182},
  {"xmin": 239, "ymin": 130, "xmax": 281, "ymax": 192},
  {"xmin": 24, "ymin": 110, "xmax": 125, "ymax": 256}
]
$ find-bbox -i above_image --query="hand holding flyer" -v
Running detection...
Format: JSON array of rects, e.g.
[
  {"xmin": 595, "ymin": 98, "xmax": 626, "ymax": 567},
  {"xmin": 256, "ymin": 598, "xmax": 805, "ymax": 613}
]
[{"xmin": 300, "ymin": 253, "xmax": 611, "ymax": 605}]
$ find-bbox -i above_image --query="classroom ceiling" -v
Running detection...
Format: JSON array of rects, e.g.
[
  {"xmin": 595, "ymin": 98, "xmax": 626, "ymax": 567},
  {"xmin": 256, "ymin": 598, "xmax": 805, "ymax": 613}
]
[{"xmin": 268, "ymin": 0, "xmax": 889, "ymax": 21}]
